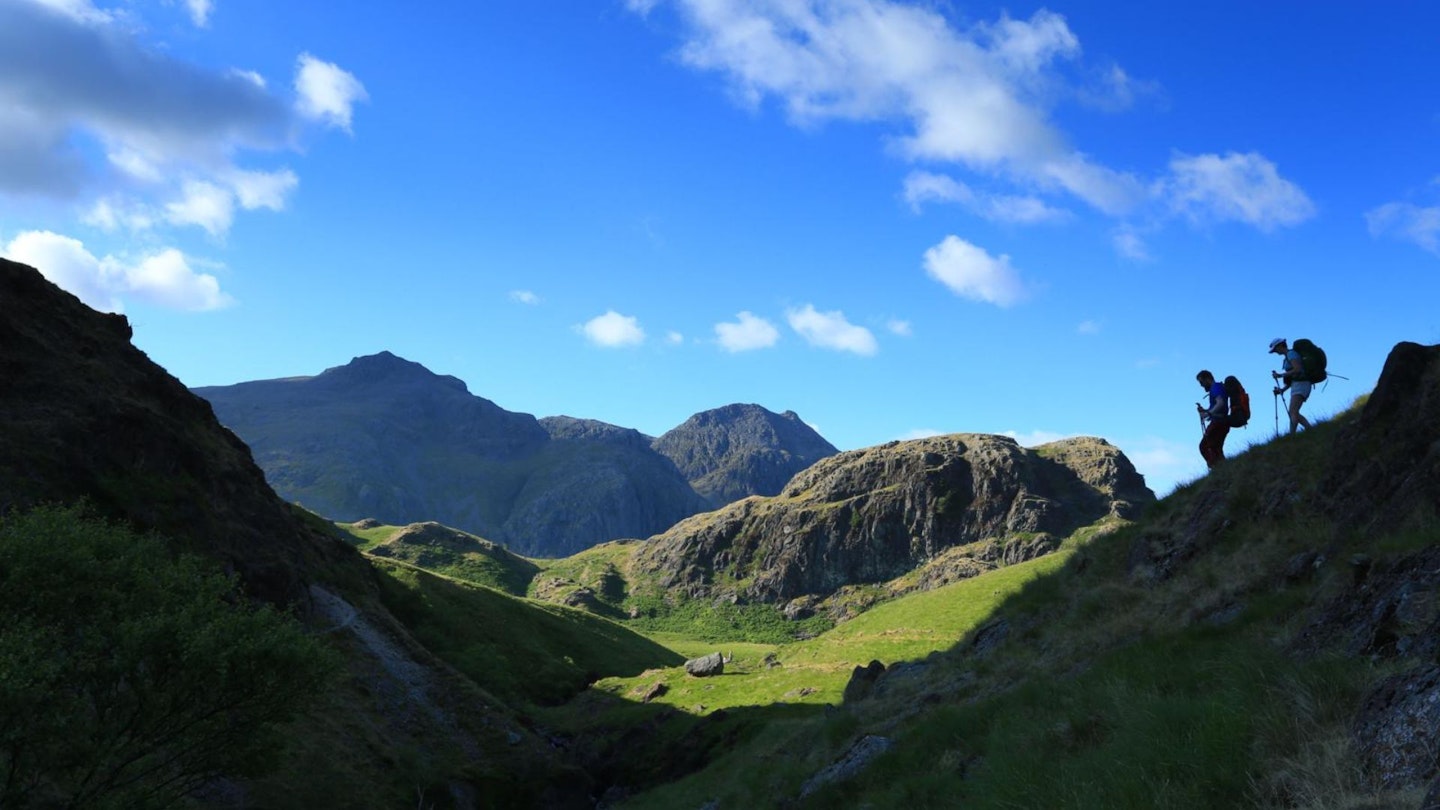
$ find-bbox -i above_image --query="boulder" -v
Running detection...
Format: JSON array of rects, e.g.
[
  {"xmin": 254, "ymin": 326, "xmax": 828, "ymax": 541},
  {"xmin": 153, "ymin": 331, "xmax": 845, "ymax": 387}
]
[{"xmin": 684, "ymin": 652, "xmax": 724, "ymax": 678}]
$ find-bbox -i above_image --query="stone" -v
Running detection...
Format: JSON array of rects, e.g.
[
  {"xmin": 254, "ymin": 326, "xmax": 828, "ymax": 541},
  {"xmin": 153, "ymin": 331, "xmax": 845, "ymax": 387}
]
[{"xmin": 684, "ymin": 652, "xmax": 725, "ymax": 677}]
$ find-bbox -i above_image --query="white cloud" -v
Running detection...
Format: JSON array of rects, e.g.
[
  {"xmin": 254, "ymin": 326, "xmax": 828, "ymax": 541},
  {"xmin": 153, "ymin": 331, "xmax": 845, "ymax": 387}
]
[
  {"xmin": 899, "ymin": 428, "xmax": 944, "ymax": 440},
  {"xmin": 922, "ymin": 235, "xmax": 1027, "ymax": 307},
  {"xmin": 126, "ymin": 248, "xmax": 232, "ymax": 310},
  {"xmin": 165, "ymin": 180, "xmax": 234, "ymax": 236},
  {"xmin": 1077, "ymin": 319, "xmax": 1100, "ymax": 335},
  {"xmin": 228, "ymin": 168, "xmax": 297, "ymax": 211},
  {"xmin": 0, "ymin": 2, "xmax": 353, "ymax": 246},
  {"xmin": 786, "ymin": 304, "xmax": 877, "ymax": 356},
  {"xmin": 1161, "ymin": 151, "xmax": 1315, "ymax": 231},
  {"xmin": 4, "ymin": 230, "xmax": 232, "ymax": 312},
  {"xmin": 902, "ymin": 171, "xmax": 975, "ymax": 211},
  {"xmin": 666, "ymin": 330, "xmax": 685, "ymax": 345},
  {"xmin": 1114, "ymin": 436, "xmax": 1202, "ymax": 497},
  {"xmin": 1366, "ymin": 202, "xmax": 1440, "ymax": 255},
  {"xmin": 1003, "ymin": 429, "xmax": 1077, "ymax": 447},
  {"xmin": 640, "ymin": 1, "xmax": 1145, "ymax": 216},
  {"xmin": 887, "ymin": 319, "xmax": 912, "ymax": 336},
  {"xmin": 580, "ymin": 310, "xmax": 646, "ymax": 348},
  {"xmin": 715, "ymin": 311, "xmax": 780, "ymax": 352},
  {"xmin": 902, "ymin": 170, "xmax": 1068, "ymax": 224},
  {"xmin": 510, "ymin": 289, "xmax": 541, "ymax": 305},
  {"xmin": 185, "ymin": 0, "xmax": 213, "ymax": 27},
  {"xmin": 84, "ymin": 197, "xmax": 156, "ymax": 231},
  {"xmin": 295, "ymin": 53, "xmax": 368, "ymax": 132}
]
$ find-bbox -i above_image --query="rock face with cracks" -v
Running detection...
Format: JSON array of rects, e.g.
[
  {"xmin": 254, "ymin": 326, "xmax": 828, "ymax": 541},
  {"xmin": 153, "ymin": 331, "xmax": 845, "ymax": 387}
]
[{"xmin": 635, "ymin": 433, "xmax": 1153, "ymax": 605}]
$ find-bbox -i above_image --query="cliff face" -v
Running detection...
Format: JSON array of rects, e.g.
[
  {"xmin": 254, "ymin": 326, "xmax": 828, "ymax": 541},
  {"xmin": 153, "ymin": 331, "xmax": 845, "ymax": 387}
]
[
  {"xmin": 652, "ymin": 403, "xmax": 839, "ymax": 507},
  {"xmin": 0, "ymin": 258, "xmax": 351, "ymax": 606},
  {"xmin": 634, "ymin": 433, "xmax": 1153, "ymax": 604},
  {"xmin": 196, "ymin": 360, "xmax": 708, "ymax": 557}
]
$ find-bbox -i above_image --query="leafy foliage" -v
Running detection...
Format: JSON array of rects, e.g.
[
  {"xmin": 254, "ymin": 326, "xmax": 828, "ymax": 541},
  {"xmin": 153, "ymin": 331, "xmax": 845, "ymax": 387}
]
[{"xmin": 0, "ymin": 505, "xmax": 337, "ymax": 808}]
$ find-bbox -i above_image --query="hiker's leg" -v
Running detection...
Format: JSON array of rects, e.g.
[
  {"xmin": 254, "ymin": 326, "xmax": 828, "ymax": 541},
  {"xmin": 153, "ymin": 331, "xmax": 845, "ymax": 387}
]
[
  {"xmin": 1200, "ymin": 423, "xmax": 1227, "ymax": 468},
  {"xmin": 1293, "ymin": 393, "xmax": 1312, "ymax": 430},
  {"xmin": 1289, "ymin": 382, "xmax": 1312, "ymax": 433}
]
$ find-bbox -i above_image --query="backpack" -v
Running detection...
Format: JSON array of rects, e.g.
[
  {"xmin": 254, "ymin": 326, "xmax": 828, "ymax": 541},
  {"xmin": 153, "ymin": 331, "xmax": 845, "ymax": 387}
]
[
  {"xmin": 1292, "ymin": 338, "xmax": 1327, "ymax": 384},
  {"xmin": 1223, "ymin": 375, "xmax": 1250, "ymax": 427}
]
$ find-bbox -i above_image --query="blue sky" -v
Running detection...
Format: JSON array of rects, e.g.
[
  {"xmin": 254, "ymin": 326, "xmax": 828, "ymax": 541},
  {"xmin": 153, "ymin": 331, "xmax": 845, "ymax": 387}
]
[{"xmin": 3, "ymin": 0, "xmax": 1438, "ymax": 496}]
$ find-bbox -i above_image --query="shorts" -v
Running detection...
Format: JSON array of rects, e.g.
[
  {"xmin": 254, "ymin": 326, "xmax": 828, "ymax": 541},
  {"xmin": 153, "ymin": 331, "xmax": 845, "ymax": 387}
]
[{"xmin": 1290, "ymin": 381, "xmax": 1313, "ymax": 399}]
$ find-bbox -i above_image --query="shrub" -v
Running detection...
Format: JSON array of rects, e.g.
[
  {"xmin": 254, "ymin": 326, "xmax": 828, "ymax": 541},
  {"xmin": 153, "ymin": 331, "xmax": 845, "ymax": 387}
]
[{"xmin": 0, "ymin": 505, "xmax": 337, "ymax": 808}]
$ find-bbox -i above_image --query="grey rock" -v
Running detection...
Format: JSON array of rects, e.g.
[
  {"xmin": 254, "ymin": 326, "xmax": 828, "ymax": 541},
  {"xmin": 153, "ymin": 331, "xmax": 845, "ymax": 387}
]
[
  {"xmin": 684, "ymin": 652, "xmax": 725, "ymax": 678},
  {"xmin": 799, "ymin": 735, "xmax": 894, "ymax": 798},
  {"xmin": 1352, "ymin": 664, "xmax": 1440, "ymax": 791}
]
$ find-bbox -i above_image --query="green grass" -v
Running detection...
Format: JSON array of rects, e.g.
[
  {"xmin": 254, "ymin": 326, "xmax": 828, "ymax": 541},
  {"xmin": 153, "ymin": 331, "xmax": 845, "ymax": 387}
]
[{"xmin": 370, "ymin": 558, "xmax": 681, "ymax": 706}]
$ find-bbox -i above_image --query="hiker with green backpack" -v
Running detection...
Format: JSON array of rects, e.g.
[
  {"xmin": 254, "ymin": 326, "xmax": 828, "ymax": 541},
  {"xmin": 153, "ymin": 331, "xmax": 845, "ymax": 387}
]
[{"xmin": 1269, "ymin": 338, "xmax": 1326, "ymax": 434}]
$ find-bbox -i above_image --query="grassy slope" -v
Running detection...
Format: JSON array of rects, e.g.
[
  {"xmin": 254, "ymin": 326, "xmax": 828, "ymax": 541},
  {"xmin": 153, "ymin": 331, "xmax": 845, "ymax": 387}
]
[
  {"xmin": 370, "ymin": 557, "xmax": 683, "ymax": 706},
  {"xmin": 337, "ymin": 520, "xmax": 539, "ymax": 596},
  {"xmin": 605, "ymin": 404, "xmax": 1429, "ymax": 809}
]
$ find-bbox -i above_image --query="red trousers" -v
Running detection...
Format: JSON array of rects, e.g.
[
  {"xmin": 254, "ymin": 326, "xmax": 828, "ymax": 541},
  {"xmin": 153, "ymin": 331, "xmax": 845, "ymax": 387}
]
[{"xmin": 1200, "ymin": 420, "xmax": 1230, "ymax": 469}]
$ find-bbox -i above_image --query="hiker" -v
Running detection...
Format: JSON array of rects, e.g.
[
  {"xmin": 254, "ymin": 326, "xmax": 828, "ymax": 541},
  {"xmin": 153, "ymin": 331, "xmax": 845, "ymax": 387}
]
[
  {"xmin": 1269, "ymin": 338, "xmax": 1314, "ymax": 434},
  {"xmin": 1195, "ymin": 369, "xmax": 1229, "ymax": 469}
]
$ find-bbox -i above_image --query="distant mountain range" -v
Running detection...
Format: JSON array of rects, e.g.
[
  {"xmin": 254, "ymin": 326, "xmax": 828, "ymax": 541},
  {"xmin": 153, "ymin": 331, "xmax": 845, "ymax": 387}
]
[{"xmin": 194, "ymin": 353, "xmax": 837, "ymax": 557}]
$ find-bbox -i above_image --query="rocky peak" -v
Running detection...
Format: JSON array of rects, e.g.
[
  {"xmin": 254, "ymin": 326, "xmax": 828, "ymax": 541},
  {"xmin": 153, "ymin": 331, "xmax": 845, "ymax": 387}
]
[
  {"xmin": 315, "ymin": 350, "xmax": 470, "ymax": 394},
  {"xmin": 653, "ymin": 403, "xmax": 839, "ymax": 507}
]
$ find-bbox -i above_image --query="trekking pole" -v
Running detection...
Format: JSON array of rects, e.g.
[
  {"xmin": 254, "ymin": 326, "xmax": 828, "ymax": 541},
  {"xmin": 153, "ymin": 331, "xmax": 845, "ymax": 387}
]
[
  {"xmin": 1196, "ymin": 403, "xmax": 1206, "ymax": 437},
  {"xmin": 1273, "ymin": 389, "xmax": 1280, "ymax": 438}
]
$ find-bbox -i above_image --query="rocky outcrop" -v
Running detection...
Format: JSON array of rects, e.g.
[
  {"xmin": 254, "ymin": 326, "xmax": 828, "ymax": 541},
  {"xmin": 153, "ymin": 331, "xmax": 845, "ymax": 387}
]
[
  {"xmin": 653, "ymin": 404, "xmax": 838, "ymax": 507},
  {"xmin": 634, "ymin": 433, "xmax": 1153, "ymax": 605},
  {"xmin": 196, "ymin": 359, "xmax": 707, "ymax": 557}
]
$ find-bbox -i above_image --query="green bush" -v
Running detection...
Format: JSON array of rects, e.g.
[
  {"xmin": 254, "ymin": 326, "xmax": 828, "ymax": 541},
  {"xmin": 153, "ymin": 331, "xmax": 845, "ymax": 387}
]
[{"xmin": 0, "ymin": 505, "xmax": 337, "ymax": 808}]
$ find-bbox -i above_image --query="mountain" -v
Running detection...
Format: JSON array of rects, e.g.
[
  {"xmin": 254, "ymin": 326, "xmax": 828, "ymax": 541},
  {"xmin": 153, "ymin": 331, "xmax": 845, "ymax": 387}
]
[
  {"xmin": 633, "ymin": 433, "xmax": 1153, "ymax": 610},
  {"xmin": 652, "ymin": 403, "xmax": 840, "ymax": 507},
  {"xmin": 194, "ymin": 355, "xmax": 707, "ymax": 557}
]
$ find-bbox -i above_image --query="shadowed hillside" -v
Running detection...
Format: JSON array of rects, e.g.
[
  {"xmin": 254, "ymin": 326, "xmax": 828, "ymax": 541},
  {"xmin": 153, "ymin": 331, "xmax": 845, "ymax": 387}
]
[{"xmin": 0, "ymin": 257, "xmax": 674, "ymax": 808}]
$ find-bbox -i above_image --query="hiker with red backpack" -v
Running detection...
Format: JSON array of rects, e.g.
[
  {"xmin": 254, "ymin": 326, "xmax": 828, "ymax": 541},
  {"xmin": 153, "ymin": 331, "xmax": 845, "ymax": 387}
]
[
  {"xmin": 1269, "ymin": 338, "xmax": 1325, "ymax": 434},
  {"xmin": 1195, "ymin": 370, "xmax": 1252, "ymax": 470}
]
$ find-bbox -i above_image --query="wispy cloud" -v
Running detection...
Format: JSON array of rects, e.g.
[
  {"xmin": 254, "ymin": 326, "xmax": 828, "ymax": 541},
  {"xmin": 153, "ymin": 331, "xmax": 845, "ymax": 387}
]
[
  {"xmin": 579, "ymin": 310, "xmax": 646, "ymax": 348},
  {"xmin": 922, "ymin": 235, "xmax": 1027, "ymax": 307},
  {"xmin": 1003, "ymin": 429, "xmax": 1077, "ymax": 447},
  {"xmin": 634, "ymin": 2, "xmax": 1146, "ymax": 216},
  {"xmin": 184, "ymin": 0, "xmax": 213, "ymax": 27},
  {"xmin": 787, "ymin": 304, "xmax": 877, "ymax": 356},
  {"xmin": 1366, "ymin": 202, "xmax": 1440, "ymax": 254},
  {"xmin": 510, "ymin": 289, "xmax": 541, "ymax": 305},
  {"xmin": 1112, "ymin": 225, "xmax": 1152, "ymax": 261},
  {"xmin": 1077, "ymin": 319, "xmax": 1101, "ymax": 335},
  {"xmin": 899, "ymin": 428, "xmax": 944, "ymax": 440},
  {"xmin": 902, "ymin": 171, "xmax": 1068, "ymax": 224},
  {"xmin": 886, "ymin": 319, "xmax": 912, "ymax": 337},
  {"xmin": 5, "ymin": 230, "xmax": 233, "ymax": 312},
  {"xmin": 1160, "ymin": 151, "xmax": 1315, "ymax": 231},
  {"xmin": 715, "ymin": 311, "xmax": 780, "ymax": 352}
]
